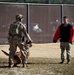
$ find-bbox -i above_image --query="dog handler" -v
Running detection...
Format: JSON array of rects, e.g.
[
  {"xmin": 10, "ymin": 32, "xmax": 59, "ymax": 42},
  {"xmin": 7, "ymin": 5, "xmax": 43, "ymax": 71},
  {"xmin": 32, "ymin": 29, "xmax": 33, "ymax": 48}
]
[
  {"xmin": 8, "ymin": 14, "xmax": 32, "ymax": 67},
  {"xmin": 53, "ymin": 16, "xmax": 74, "ymax": 64}
]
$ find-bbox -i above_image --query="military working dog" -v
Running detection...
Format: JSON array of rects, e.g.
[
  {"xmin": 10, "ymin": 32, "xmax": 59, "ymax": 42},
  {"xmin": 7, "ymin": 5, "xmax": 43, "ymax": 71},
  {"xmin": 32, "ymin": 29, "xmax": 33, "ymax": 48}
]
[{"xmin": 1, "ymin": 40, "xmax": 32, "ymax": 67}]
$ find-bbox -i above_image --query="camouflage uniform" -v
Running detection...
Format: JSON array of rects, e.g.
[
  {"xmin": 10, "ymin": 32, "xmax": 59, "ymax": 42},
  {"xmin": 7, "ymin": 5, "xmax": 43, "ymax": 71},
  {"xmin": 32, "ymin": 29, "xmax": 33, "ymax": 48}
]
[
  {"xmin": 60, "ymin": 42, "xmax": 71, "ymax": 61},
  {"xmin": 8, "ymin": 14, "xmax": 32, "ymax": 67}
]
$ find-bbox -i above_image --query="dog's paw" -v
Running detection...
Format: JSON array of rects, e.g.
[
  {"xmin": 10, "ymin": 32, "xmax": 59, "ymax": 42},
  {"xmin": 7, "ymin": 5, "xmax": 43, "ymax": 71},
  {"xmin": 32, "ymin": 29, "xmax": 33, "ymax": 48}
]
[
  {"xmin": 8, "ymin": 64, "xmax": 13, "ymax": 68},
  {"xmin": 22, "ymin": 64, "xmax": 28, "ymax": 68}
]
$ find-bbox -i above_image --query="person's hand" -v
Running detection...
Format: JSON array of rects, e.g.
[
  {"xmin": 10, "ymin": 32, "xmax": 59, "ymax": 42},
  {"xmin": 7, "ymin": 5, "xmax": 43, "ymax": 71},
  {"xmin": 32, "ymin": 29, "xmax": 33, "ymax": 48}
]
[
  {"xmin": 26, "ymin": 40, "xmax": 33, "ymax": 43},
  {"xmin": 26, "ymin": 40, "xmax": 33, "ymax": 47},
  {"xmin": 53, "ymin": 40, "xmax": 57, "ymax": 43},
  {"xmin": 30, "ymin": 39, "xmax": 33, "ymax": 43},
  {"xmin": 69, "ymin": 42, "xmax": 72, "ymax": 44}
]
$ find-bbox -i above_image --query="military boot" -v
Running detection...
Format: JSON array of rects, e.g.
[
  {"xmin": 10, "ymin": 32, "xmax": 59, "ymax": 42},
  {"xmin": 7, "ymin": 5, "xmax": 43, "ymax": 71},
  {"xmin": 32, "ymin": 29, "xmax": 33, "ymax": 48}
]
[
  {"xmin": 67, "ymin": 60, "xmax": 70, "ymax": 64},
  {"xmin": 60, "ymin": 59, "xmax": 64, "ymax": 64}
]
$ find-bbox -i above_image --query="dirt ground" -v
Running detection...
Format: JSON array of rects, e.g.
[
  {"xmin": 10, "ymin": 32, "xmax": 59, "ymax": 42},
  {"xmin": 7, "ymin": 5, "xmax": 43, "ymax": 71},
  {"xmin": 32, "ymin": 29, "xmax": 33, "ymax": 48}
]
[{"xmin": 0, "ymin": 43, "xmax": 74, "ymax": 75}]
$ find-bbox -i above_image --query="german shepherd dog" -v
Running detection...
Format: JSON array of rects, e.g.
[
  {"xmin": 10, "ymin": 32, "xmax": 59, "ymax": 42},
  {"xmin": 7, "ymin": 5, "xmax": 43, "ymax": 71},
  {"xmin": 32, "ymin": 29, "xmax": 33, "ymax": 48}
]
[{"xmin": 1, "ymin": 40, "xmax": 32, "ymax": 68}]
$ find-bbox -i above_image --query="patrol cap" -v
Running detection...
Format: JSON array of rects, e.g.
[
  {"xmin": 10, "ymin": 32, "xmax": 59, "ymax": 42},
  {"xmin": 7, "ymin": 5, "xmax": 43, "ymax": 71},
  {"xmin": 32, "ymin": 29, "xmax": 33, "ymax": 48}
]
[{"xmin": 16, "ymin": 14, "xmax": 24, "ymax": 20}]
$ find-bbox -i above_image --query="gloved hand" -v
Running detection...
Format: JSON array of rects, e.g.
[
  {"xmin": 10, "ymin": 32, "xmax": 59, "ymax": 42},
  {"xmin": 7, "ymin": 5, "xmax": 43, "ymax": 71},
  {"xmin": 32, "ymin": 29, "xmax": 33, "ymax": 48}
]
[
  {"xmin": 53, "ymin": 40, "xmax": 57, "ymax": 43},
  {"xmin": 26, "ymin": 40, "xmax": 33, "ymax": 47},
  {"xmin": 69, "ymin": 42, "xmax": 72, "ymax": 44},
  {"xmin": 26, "ymin": 40, "xmax": 33, "ymax": 44}
]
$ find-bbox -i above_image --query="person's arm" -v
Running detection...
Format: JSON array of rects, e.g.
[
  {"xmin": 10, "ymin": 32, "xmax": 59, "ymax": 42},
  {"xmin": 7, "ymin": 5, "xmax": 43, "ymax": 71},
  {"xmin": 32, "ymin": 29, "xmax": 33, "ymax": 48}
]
[
  {"xmin": 8, "ymin": 24, "xmax": 11, "ymax": 36},
  {"xmin": 8, "ymin": 24, "xmax": 13, "ymax": 43},
  {"xmin": 22, "ymin": 24, "xmax": 32, "ymax": 42},
  {"xmin": 53, "ymin": 26, "xmax": 60, "ymax": 43},
  {"xmin": 69, "ymin": 26, "xmax": 74, "ymax": 43}
]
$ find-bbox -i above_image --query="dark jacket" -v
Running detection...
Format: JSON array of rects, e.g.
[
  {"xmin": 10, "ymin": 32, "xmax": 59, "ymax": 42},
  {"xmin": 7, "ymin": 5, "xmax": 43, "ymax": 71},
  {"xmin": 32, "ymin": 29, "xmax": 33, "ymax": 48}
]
[{"xmin": 53, "ymin": 23, "xmax": 74, "ymax": 42}]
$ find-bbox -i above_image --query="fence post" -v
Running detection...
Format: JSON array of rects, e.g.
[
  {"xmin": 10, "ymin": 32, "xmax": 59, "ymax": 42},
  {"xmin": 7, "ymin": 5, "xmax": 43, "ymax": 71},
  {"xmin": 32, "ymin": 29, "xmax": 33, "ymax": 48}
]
[
  {"xmin": 61, "ymin": 4, "xmax": 64, "ymax": 24},
  {"xmin": 26, "ymin": 3, "xmax": 30, "ymax": 33}
]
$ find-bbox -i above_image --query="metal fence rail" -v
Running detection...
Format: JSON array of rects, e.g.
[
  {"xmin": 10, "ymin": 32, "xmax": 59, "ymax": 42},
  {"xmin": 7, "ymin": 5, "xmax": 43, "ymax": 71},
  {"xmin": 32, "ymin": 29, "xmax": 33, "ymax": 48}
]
[{"xmin": 0, "ymin": 3, "xmax": 74, "ymax": 44}]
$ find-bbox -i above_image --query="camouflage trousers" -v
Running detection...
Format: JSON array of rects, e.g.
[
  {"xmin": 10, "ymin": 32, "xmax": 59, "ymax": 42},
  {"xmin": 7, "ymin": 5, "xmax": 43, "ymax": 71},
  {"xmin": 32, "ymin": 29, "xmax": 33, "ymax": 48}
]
[
  {"xmin": 60, "ymin": 42, "xmax": 71, "ymax": 61},
  {"xmin": 8, "ymin": 36, "xmax": 27, "ymax": 66}
]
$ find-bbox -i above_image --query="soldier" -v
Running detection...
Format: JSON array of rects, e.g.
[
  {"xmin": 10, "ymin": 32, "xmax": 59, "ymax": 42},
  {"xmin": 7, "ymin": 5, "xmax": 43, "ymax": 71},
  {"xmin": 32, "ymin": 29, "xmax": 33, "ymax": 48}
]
[
  {"xmin": 8, "ymin": 14, "xmax": 32, "ymax": 67},
  {"xmin": 53, "ymin": 16, "xmax": 74, "ymax": 64}
]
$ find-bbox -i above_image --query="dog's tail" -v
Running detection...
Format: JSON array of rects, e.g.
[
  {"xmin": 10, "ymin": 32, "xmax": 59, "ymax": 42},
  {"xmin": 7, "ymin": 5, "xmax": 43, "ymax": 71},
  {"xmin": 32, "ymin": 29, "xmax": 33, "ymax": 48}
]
[{"xmin": 1, "ymin": 50, "xmax": 9, "ymax": 56}]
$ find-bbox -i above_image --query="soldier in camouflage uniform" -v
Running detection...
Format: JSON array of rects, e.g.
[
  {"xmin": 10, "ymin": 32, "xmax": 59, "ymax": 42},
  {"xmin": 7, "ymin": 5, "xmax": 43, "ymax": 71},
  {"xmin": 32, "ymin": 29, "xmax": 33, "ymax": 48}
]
[{"xmin": 8, "ymin": 14, "xmax": 32, "ymax": 67}]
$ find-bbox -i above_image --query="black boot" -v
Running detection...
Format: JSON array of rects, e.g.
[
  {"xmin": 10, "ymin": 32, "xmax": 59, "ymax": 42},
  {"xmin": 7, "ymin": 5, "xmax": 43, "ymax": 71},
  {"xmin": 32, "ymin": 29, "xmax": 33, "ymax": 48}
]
[
  {"xmin": 67, "ymin": 60, "xmax": 70, "ymax": 64},
  {"xmin": 60, "ymin": 60, "xmax": 64, "ymax": 64}
]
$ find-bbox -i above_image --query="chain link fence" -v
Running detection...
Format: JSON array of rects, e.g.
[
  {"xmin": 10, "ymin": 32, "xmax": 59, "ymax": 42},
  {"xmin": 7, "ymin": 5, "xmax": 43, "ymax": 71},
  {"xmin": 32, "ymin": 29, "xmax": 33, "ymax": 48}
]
[{"xmin": 0, "ymin": 3, "xmax": 74, "ymax": 44}]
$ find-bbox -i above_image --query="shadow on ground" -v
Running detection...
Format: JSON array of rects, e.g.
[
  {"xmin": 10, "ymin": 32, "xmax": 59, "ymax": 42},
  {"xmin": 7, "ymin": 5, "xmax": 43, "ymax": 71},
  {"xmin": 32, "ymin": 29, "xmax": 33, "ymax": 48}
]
[{"xmin": 0, "ymin": 58, "xmax": 74, "ymax": 75}]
